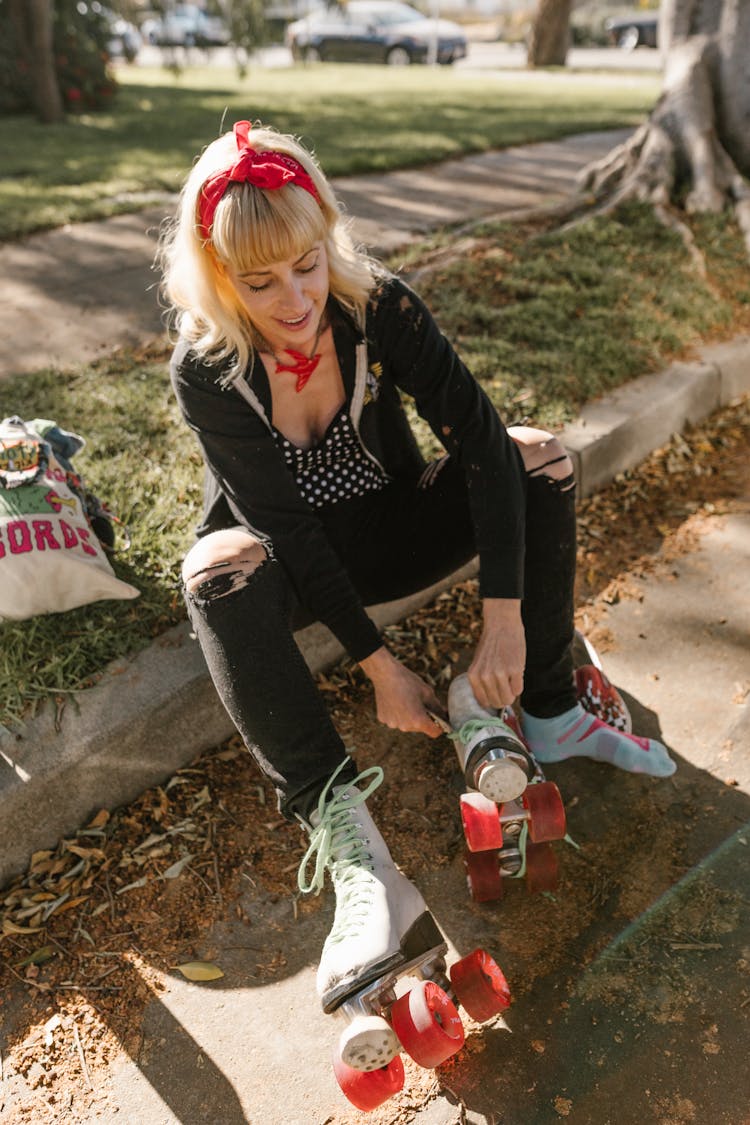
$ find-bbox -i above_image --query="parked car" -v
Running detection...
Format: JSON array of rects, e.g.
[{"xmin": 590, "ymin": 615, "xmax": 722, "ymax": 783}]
[
  {"xmin": 142, "ymin": 4, "xmax": 230, "ymax": 48},
  {"xmin": 103, "ymin": 9, "xmax": 142, "ymax": 61},
  {"xmin": 605, "ymin": 12, "xmax": 659, "ymax": 49},
  {"xmin": 286, "ymin": 1, "xmax": 467, "ymax": 65}
]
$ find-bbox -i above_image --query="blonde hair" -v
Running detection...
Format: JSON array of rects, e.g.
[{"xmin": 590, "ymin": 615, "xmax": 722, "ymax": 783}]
[{"xmin": 158, "ymin": 123, "xmax": 380, "ymax": 382}]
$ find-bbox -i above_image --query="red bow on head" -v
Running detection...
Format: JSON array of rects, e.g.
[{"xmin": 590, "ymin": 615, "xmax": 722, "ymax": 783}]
[{"xmin": 198, "ymin": 121, "xmax": 320, "ymax": 241}]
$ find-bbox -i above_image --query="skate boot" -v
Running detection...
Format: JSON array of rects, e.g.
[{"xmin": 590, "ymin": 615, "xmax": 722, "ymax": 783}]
[
  {"xmin": 448, "ymin": 673, "xmax": 533, "ymax": 804},
  {"xmin": 573, "ymin": 629, "xmax": 632, "ymax": 732},
  {"xmin": 297, "ymin": 760, "xmax": 443, "ymax": 1073}
]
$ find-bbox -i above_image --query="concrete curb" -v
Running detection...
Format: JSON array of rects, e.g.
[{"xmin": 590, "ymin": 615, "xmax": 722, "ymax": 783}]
[
  {"xmin": 2, "ymin": 338, "xmax": 749, "ymax": 885},
  {"xmin": 565, "ymin": 337, "xmax": 750, "ymax": 496}
]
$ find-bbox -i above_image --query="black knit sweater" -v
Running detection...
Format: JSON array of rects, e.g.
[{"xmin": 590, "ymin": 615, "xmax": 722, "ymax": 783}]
[{"xmin": 170, "ymin": 275, "xmax": 525, "ymax": 661}]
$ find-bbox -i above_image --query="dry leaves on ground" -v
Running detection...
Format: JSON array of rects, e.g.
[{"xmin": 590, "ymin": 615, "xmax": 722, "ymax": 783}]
[{"xmin": 1, "ymin": 395, "xmax": 748, "ymax": 1124}]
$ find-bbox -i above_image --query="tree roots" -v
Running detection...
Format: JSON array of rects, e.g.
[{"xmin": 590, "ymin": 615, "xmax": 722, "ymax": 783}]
[{"xmin": 575, "ymin": 34, "xmax": 750, "ymax": 261}]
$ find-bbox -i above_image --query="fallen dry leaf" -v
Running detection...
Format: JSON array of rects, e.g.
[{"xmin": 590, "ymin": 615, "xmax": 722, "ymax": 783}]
[{"xmin": 174, "ymin": 961, "xmax": 225, "ymax": 982}]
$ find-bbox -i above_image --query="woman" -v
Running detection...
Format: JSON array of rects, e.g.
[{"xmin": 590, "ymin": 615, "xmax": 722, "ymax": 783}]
[{"xmin": 160, "ymin": 120, "xmax": 675, "ymax": 1071}]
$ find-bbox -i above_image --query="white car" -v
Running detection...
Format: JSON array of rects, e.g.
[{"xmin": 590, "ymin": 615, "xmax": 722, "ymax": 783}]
[
  {"xmin": 143, "ymin": 4, "xmax": 230, "ymax": 48},
  {"xmin": 286, "ymin": 1, "xmax": 467, "ymax": 65}
]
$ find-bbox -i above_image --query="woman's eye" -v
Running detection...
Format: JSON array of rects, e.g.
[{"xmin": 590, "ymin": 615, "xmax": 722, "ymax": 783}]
[
  {"xmin": 299, "ymin": 259, "xmax": 319, "ymax": 275},
  {"xmin": 245, "ymin": 281, "xmax": 270, "ymax": 293}
]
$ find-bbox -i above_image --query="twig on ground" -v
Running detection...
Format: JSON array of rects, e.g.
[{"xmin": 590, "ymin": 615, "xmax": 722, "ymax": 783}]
[{"xmin": 71, "ymin": 1018, "xmax": 93, "ymax": 1090}]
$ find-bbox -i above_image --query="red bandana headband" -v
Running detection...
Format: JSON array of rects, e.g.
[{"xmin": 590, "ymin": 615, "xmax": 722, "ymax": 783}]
[{"xmin": 198, "ymin": 121, "xmax": 320, "ymax": 241}]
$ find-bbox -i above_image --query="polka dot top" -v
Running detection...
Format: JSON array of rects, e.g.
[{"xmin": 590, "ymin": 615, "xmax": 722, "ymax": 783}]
[{"xmin": 272, "ymin": 408, "xmax": 386, "ymax": 509}]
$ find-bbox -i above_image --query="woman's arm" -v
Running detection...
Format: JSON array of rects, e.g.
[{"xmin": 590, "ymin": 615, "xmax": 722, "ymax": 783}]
[
  {"xmin": 468, "ymin": 597, "xmax": 525, "ymax": 708},
  {"xmin": 370, "ymin": 279, "xmax": 529, "ymax": 709},
  {"xmin": 369, "ymin": 278, "xmax": 527, "ymax": 603}
]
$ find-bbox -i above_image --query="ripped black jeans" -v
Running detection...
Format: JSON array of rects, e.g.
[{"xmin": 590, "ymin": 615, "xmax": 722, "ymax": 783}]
[{"xmin": 184, "ymin": 456, "xmax": 577, "ymax": 821}]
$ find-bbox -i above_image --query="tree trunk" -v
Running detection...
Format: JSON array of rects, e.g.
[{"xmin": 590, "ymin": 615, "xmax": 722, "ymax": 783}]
[
  {"xmin": 527, "ymin": 0, "xmax": 573, "ymax": 67},
  {"xmin": 28, "ymin": 0, "xmax": 65, "ymax": 124},
  {"xmin": 579, "ymin": 0, "xmax": 750, "ymax": 252}
]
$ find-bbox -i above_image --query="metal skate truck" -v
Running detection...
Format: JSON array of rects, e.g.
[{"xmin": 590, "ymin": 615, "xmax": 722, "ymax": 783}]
[{"xmin": 449, "ymin": 633, "xmax": 631, "ymax": 902}]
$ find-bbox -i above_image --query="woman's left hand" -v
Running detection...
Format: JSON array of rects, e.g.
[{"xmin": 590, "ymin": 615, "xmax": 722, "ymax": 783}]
[{"xmin": 468, "ymin": 598, "xmax": 526, "ymax": 709}]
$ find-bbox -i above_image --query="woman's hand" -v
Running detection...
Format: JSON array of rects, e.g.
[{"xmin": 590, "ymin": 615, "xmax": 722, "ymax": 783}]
[
  {"xmin": 359, "ymin": 647, "xmax": 445, "ymax": 738},
  {"xmin": 468, "ymin": 598, "xmax": 526, "ymax": 709}
]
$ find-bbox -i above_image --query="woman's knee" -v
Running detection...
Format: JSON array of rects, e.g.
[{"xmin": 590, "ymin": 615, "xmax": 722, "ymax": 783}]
[
  {"xmin": 182, "ymin": 528, "xmax": 269, "ymax": 597},
  {"xmin": 507, "ymin": 425, "xmax": 575, "ymax": 489}
]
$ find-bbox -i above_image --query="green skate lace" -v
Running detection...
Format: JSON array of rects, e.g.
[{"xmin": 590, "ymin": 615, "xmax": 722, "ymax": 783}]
[
  {"xmin": 510, "ymin": 821, "xmax": 580, "ymax": 881},
  {"xmin": 297, "ymin": 760, "xmax": 384, "ymax": 897},
  {"xmin": 449, "ymin": 712, "xmax": 520, "ymax": 747}
]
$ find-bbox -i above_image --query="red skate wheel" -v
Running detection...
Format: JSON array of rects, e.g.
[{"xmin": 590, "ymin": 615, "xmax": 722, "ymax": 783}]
[
  {"xmin": 576, "ymin": 665, "xmax": 632, "ymax": 732},
  {"xmin": 390, "ymin": 980, "xmax": 465, "ymax": 1068},
  {"xmin": 332, "ymin": 1050, "xmax": 405, "ymax": 1111},
  {"xmin": 460, "ymin": 792, "xmax": 503, "ymax": 852},
  {"xmin": 524, "ymin": 841, "xmax": 559, "ymax": 893},
  {"xmin": 464, "ymin": 849, "xmax": 503, "ymax": 903},
  {"xmin": 450, "ymin": 949, "xmax": 511, "ymax": 1021},
  {"xmin": 522, "ymin": 781, "xmax": 566, "ymax": 843}
]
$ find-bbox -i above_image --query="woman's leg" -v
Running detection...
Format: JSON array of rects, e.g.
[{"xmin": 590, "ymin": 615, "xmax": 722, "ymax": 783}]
[
  {"xmin": 182, "ymin": 528, "xmax": 356, "ymax": 819},
  {"xmin": 318, "ymin": 458, "xmax": 477, "ymax": 606},
  {"xmin": 508, "ymin": 425, "xmax": 578, "ymax": 719},
  {"xmin": 184, "ymin": 527, "xmax": 442, "ymax": 1065},
  {"xmin": 509, "ymin": 427, "xmax": 675, "ymax": 777}
]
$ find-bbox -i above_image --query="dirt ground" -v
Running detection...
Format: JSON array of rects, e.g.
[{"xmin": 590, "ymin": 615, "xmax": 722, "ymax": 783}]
[{"xmin": 1, "ymin": 396, "xmax": 749, "ymax": 1125}]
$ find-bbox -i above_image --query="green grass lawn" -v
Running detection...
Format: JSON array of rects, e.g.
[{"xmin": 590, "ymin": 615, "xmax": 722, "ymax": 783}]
[
  {"xmin": 2, "ymin": 202, "xmax": 749, "ymax": 725},
  {"xmin": 0, "ymin": 63, "xmax": 660, "ymax": 240}
]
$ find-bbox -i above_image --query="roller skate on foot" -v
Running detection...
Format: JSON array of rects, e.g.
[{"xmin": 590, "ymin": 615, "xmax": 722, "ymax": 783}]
[
  {"xmin": 573, "ymin": 629, "xmax": 632, "ymax": 733},
  {"xmin": 522, "ymin": 633, "xmax": 675, "ymax": 777},
  {"xmin": 448, "ymin": 674, "xmax": 567, "ymax": 903},
  {"xmin": 298, "ymin": 760, "xmax": 511, "ymax": 1112}
]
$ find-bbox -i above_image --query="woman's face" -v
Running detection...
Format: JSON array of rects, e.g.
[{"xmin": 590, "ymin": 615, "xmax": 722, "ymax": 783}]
[{"xmin": 226, "ymin": 242, "xmax": 330, "ymax": 356}]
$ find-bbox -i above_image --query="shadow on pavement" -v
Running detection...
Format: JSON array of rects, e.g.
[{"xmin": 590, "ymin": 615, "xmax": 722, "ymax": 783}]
[
  {"xmin": 3, "ymin": 509, "xmax": 749, "ymax": 1121},
  {"xmin": 79, "ymin": 704, "xmax": 750, "ymax": 1122}
]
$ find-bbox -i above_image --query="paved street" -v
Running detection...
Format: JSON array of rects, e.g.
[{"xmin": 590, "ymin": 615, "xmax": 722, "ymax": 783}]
[{"xmin": 130, "ymin": 40, "xmax": 665, "ymax": 73}]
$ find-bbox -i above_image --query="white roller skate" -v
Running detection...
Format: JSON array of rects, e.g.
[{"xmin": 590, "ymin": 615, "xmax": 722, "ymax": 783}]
[{"xmin": 298, "ymin": 759, "xmax": 511, "ymax": 1112}]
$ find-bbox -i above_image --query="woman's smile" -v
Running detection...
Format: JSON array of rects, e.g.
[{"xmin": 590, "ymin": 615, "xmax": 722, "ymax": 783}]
[{"xmin": 227, "ymin": 243, "xmax": 329, "ymax": 355}]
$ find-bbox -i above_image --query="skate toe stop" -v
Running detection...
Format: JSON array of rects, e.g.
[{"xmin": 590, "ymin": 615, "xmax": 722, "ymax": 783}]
[
  {"xmin": 477, "ymin": 759, "xmax": 528, "ymax": 804},
  {"xmin": 340, "ymin": 1015, "xmax": 400, "ymax": 1072}
]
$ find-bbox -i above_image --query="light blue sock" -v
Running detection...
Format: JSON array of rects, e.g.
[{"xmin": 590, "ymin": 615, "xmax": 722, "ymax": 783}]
[{"xmin": 521, "ymin": 703, "xmax": 676, "ymax": 778}]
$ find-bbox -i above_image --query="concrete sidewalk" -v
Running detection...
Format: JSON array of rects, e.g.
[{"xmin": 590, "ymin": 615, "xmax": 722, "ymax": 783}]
[
  {"xmin": 105, "ymin": 501, "xmax": 750, "ymax": 1122},
  {"xmin": 0, "ymin": 129, "xmax": 631, "ymax": 377},
  {"xmin": 4, "ymin": 492, "xmax": 748, "ymax": 1125}
]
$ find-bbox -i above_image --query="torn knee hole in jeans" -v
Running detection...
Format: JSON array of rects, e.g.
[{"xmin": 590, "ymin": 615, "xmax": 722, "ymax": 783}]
[
  {"xmin": 528, "ymin": 456, "xmax": 576, "ymax": 493},
  {"xmin": 185, "ymin": 558, "xmax": 269, "ymax": 603}
]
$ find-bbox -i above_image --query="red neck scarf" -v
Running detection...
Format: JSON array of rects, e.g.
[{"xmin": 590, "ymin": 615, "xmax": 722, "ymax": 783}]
[
  {"xmin": 274, "ymin": 349, "xmax": 322, "ymax": 393},
  {"xmin": 198, "ymin": 121, "xmax": 320, "ymax": 241}
]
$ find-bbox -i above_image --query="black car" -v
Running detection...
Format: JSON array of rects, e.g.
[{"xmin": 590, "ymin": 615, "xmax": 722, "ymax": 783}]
[
  {"xmin": 605, "ymin": 12, "xmax": 659, "ymax": 49},
  {"xmin": 286, "ymin": 1, "xmax": 467, "ymax": 65}
]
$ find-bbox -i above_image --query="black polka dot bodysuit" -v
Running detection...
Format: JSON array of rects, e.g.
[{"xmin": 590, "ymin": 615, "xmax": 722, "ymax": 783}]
[{"xmin": 272, "ymin": 407, "xmax": 386, "ymax": 509}]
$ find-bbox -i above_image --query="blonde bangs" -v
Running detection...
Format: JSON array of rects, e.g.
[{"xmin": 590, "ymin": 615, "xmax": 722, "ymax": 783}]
[
  {"xmin": 159, "ymin": 122, "xmax": 382, "ymax": 378},
  {"xmin": 210, "ymin": 182, "xmax": 327, "ymax": 274}
]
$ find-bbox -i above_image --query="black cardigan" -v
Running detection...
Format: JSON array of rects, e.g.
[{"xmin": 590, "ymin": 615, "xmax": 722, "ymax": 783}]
[{"xmin": 170, "ymin": 275, "xmax": 525, "ymax": 662}]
